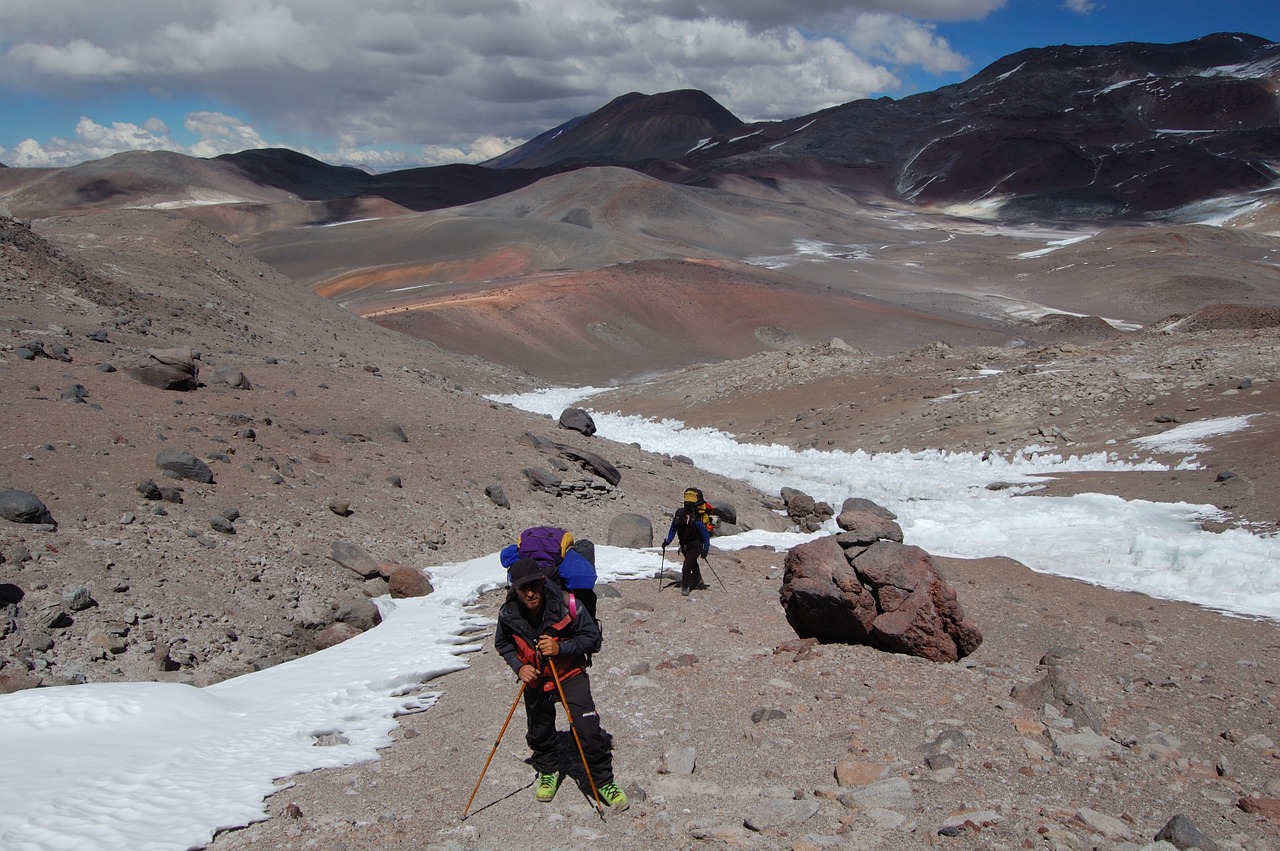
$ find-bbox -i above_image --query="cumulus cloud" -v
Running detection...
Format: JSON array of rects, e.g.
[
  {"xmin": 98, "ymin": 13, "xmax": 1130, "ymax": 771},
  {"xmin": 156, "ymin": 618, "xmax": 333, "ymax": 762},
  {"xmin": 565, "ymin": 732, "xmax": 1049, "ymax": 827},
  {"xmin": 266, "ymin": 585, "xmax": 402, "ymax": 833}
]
[
  {"xmin": 0, "ymin": 0, "xmax": 1005, "ymax": 167},
  {"xmin": 1061, "ymin": 0, "xmax": 1100, "ymax": 13},
  {"xmin": 2, "ymin": 118, "xmax": 174, "ymax": 168}
]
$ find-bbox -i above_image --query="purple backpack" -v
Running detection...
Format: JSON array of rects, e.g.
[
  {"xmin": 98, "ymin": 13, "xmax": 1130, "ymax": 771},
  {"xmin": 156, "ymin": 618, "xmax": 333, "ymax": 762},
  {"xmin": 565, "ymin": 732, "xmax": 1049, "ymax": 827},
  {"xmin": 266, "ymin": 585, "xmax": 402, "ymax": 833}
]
[{"xmin": 518, "ymin": 526, "xmax": 571, "ymax": 570}]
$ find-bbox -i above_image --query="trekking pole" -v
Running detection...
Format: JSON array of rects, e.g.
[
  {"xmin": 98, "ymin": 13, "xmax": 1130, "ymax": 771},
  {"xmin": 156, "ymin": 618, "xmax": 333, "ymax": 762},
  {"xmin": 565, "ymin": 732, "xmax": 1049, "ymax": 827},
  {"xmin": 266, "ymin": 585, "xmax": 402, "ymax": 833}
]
[
  {"xmin": 658, "ymin": 545, "xmax": 666, "ymax": 592},
  {"xmin": 701, "ymin": 553, "xmax": 726, "ymax": 591},
  {"xmin": 546, "ymin": 657, "xmax": 604, "ymax": 816},
  {"xmin": 462, "ymin": 681, "xmax": 526, "ymax": 820}
]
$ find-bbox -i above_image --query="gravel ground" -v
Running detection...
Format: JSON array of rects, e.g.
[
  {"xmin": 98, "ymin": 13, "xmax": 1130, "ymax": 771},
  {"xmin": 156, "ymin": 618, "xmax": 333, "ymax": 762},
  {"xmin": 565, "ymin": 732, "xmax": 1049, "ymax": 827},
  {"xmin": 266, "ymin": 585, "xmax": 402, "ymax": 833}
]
[{"xmin": 208, "ymin": 548, "xmax": 1280, "ymax": 851}]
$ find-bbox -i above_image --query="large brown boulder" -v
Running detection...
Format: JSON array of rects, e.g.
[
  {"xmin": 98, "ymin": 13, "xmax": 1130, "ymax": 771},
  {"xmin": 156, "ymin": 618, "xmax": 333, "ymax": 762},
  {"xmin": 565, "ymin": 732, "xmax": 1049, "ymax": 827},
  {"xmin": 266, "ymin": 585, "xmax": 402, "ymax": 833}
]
[
  {"xmin": 780, "ymin": 537, "xmax": 982, "ymax": 662},
  {"xmin": 383, "ymin": 563, "xmax": 434, "ymax": 598}
]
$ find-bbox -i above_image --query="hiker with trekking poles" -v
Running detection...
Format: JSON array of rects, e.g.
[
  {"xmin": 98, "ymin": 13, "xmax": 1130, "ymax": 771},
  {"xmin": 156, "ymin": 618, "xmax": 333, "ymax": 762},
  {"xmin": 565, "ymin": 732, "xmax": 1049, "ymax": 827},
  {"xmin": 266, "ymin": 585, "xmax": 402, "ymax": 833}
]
[
  {"xmin": 662, "ymin": 487, "xmax": 713, "ymax": 596},
  {"xmin": 486, "ymin": 558, "xmax": 629, "ymax": 812}
]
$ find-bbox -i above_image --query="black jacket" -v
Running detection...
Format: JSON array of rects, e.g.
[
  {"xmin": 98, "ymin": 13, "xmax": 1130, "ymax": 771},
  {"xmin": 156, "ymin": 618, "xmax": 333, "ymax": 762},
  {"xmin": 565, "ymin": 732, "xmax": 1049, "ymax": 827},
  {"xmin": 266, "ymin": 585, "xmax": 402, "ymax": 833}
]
[
  {"xmin": 495, "ymin": 580, "xmax": 601, "ymax": 690},
  {"xmin": 664, "ymin": 506, "xmax": 711, "ymax": 553}
]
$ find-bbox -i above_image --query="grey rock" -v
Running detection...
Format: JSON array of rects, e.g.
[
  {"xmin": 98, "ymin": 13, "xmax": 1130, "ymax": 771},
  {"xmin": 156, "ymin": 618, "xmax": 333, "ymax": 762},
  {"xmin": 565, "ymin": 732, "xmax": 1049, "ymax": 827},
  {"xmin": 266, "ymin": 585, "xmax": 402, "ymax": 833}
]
[
  {"xmin": 484, "ymin": 484, "xmax": 509, "ymax": 508},
  {"xmin": 1154, "ymin": 813, "xmax": 1219, "ymax": 851},
  {"xmin": 751, "ymin": 707, "xmax": 787, "ymax": 723},
  {"xmin": 0, "ymin": 490, "xmax": 57, "ymax": 527},
  {"xmin": 1073, "ymin": 807, "xmax": 1132, "ymax": 840},
  {"xmin": 210, "ymin": 516, "xmax": 236, "ymax": 534},
  {"xmin": 62, "ymin": 586, "xmax": 96, "ymax": 612},
  {"xmin": 1050, "ymin": 727, "xmax": 1122, "ymax": 759},
  {"xmin": 710, "ymin": 501, "xmax": 738, "ymax": 525},
  {"xmin": 553, "ymin": 442, "xmax": 621, "ymax": 486},
  {"xmin": 128, "ymin": 347, "xmax": 199, "ymax": 391},
  {"xmin": 377, "ymin": 420, "xmax": 408, "ymax": 443},
  {"xmin": 60, "ymin": 384, "xmax": 88, "ymax": 402},
  {"xmin": 522, "ymin": 466, "xmax": 562, "ymax": 494},
  {"xmin": 37, "ymin": 604, "xmax": 72, "ymax": 630},
  {"xmin": 923, "ymin": 729, "xmax": 968, "ymax": 754},
  {"xmin": 334, "ymin": 597, "xmax": 381, "ymax": 631},
  {"xmin": 743, "ymin": 799, "xmax": 819, "ymax": 832},
  {"xmin": 658, "ymin": 746, "xmax": 697, "ymax": 775},
  {"xmin": 838, "ymin": 777, "xmax": 914, "ymax": 813},
  {"xmin": 1011, "ymin": 664, "xmax": 1104, "ymax": 733},
  {"xmin": 209, "ymin": 366, "xmax": 252, "ymax": 389},
  {"xmin": 607, "ymin": 513, "xmax": 653, "ymax": 548},
  {"xmin": 329, "ymin": 541, "xmax": 382, "ymax": 579},
  {"xmin": 155, "ymin": 448, "xmax": 215, "ymax": 483},
  {"xmin": 558, "ymin": 407, "xmax": 597, "ymax": 436}
]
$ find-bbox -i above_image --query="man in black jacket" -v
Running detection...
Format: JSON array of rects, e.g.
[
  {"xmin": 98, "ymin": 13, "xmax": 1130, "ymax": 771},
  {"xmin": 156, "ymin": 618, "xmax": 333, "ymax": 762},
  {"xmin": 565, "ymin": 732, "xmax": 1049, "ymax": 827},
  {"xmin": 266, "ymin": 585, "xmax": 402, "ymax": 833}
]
[
  {"xmin": 494, "ymin": 558, "xmax": 629, "ymax": 810},
  {"xmin": 663, "ymin": 488, "xmax": 712, "ymax": 596}
]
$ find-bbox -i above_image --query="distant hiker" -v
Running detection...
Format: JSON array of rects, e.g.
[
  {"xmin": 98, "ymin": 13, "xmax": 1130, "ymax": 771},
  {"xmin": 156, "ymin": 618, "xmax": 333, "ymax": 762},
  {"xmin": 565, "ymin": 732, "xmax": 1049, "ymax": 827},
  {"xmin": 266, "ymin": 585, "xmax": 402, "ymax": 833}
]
[
  {"xmin": 663, "ymin": 487, "xmax": 712, "ymax": 596},
  {"xmin": 500, "ymin": 526, "xmax": 599, "ymax": 619},
  {"xmin": 494, "ymin": 559, "xmax": 629, "ymax": 810}
]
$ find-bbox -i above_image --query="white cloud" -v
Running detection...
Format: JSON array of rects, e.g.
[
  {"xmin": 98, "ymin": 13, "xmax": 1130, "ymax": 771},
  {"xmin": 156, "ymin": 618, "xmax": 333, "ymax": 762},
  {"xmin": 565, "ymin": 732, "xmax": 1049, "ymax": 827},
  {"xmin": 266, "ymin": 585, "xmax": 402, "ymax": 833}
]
[
  {"xmin": 1061, "ymin": 0, "xmax": 1100, "ymax": 13},
  {"xmin": 0, "ymin": 114, "xmax": 268, "ymax": 168},
  {"xmin": 0, "ymin": 0, "xmax": 1006, "ymax": 167},
  {"xmin": 845, "ymin": 12, "xmax": 969, "ymax": 74},
  {"xmin": 7, "ymin": 38, "xmax": 141, "ymax": 77},
  {"xmin": 184, "ymin": 112, "xmax": 269, "ymax": 157}
]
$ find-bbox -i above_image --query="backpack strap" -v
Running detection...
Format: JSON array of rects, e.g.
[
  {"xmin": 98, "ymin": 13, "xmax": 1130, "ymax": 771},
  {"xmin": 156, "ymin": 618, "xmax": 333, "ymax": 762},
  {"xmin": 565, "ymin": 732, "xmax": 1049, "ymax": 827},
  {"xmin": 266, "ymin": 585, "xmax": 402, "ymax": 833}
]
[{"xmin": 567, "ymin": 591, "xmax": 577, "ymax": 620}]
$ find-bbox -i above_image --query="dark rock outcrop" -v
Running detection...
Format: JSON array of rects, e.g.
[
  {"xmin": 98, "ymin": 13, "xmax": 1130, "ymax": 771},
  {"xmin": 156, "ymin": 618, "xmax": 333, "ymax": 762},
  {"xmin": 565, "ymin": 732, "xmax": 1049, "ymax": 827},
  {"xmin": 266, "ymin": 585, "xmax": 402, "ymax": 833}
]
[
  {"xmin": 128, "ymin": 347, "xmax": 199, "ymax": 391},
  {"xmin": 552, "ymin": 442, "xmax": 621, "ymax": 486},
  {"xmin": 558, "ymin": 407, "xmax": 597, "ymax": 436}
]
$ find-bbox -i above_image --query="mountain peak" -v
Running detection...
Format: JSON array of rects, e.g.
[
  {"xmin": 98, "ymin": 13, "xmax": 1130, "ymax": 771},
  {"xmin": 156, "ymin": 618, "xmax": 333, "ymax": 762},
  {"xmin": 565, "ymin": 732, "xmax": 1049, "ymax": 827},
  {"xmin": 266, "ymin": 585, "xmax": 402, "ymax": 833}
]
[{"xmin": 485, "ymin": 89, "xmax": 743, "ymax": 170}]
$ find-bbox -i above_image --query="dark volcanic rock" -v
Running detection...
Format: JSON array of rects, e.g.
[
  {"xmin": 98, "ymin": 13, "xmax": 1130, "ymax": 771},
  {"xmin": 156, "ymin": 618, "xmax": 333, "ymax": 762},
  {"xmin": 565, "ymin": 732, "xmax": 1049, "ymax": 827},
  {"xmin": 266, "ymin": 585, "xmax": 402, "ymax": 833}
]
[
  {"xmin": 155, "ymin": 448, "xmax": 215, "ymax": 483},
  {"xmin": 0, "ymin": 490, "xmax": 56, "ymax": 527},
  {"xmin": 552, "ymin": 442, "xmax": 621, "ymax": 486},
  {"xmin": 128, "ymin": 347, "xmax": 199, "ymax": 391},
  {"xmin": 558, "ymin": 407, "xmax": 596, "ymax": 436}
]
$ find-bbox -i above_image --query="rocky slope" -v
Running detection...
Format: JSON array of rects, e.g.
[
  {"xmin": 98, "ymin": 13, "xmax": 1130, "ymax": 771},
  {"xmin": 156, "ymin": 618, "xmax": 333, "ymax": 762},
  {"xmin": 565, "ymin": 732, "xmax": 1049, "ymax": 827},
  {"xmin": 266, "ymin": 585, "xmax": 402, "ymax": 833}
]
[{"xmin": 0, "ymin": 211, "xmax": 779, "ymax": 690}]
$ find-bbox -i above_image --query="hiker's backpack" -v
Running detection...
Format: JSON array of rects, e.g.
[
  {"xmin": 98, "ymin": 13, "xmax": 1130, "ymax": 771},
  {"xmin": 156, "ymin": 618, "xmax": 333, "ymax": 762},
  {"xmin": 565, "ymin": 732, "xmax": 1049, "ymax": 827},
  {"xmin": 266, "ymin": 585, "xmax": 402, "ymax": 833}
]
[
  {"xmin": 564, "ymin": 592, "xmax": 602, "ymax": 656},
  {"xmin": 683, "ymin": 487, "xmax": 716, "ymax": 535},
  {"xmin": 505, "ymin": 526, "xmax": 597, "ymax": 592},
  {"xmin": 518, "ymin": 526, "xmax": 573, "ymax": 569}
]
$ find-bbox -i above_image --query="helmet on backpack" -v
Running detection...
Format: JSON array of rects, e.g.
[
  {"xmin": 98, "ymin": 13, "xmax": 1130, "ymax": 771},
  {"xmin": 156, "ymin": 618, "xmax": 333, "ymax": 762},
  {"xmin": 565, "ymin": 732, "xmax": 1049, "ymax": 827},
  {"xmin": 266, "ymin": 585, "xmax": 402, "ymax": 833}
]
[{"xmin": 681, "ymin": 487, "xmax": 715, "ymax": 535}]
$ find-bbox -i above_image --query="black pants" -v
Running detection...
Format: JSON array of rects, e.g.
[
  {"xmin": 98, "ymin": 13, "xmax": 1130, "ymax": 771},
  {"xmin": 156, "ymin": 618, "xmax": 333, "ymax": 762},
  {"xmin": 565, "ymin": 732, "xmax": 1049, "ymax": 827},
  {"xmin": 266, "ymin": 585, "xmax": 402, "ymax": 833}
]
[
  {"xmin": 524, "ymin": 671, "xmax": 614, "ymax": 785},
  {"xmin": 680, "ymin": 546, "xmax": 703, "ymax": 589}
]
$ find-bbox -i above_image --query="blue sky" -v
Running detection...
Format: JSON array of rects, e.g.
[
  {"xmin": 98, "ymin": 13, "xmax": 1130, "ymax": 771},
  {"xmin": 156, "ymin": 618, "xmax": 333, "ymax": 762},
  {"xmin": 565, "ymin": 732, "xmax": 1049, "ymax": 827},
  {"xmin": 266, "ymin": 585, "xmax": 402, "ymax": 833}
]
[{"xmin": 0, "ymin": 1, "xmax": 1274, "ymax": 170}]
